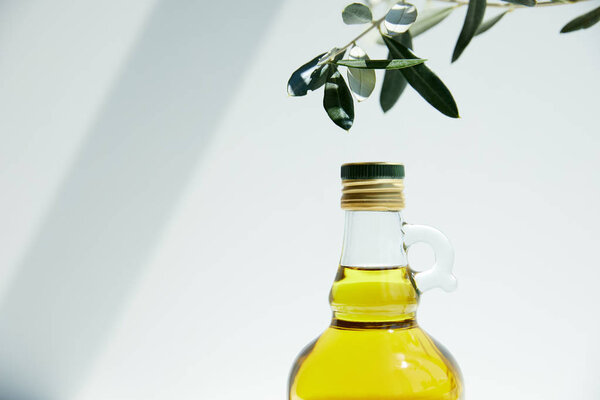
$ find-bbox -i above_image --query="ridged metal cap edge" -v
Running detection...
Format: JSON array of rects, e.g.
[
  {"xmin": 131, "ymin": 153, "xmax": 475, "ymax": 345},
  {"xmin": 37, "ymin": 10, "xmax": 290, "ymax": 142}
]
[{"xmin": 341, "ymin": 162, "xmax": 405, "ymax": 180}]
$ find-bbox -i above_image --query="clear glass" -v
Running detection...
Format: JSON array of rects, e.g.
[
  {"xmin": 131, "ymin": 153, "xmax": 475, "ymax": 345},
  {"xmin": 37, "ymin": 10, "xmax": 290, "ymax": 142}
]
[{"xmin": 288, "ymin": 211, "xmax": 463, "ymax": 400}]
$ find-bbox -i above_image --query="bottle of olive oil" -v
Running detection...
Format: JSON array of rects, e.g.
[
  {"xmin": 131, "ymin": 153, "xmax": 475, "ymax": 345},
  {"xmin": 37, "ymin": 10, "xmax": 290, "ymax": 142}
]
[{"xmin": 289, "ymin": 163, "xmax": 463, "ymax": 400}]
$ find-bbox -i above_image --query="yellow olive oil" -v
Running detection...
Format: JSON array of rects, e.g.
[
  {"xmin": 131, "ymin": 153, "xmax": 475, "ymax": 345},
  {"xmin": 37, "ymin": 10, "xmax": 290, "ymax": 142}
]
[{"xmin": 288, "ymin": 266, "xmax": 463, "ymax": 400}]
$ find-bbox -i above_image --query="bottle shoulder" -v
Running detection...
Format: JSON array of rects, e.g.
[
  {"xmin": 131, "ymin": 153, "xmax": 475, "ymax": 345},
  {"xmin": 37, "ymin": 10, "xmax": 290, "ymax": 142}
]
[{"xmin": 289, "ymin": 326, "xmax": 463, "ymax": 400}]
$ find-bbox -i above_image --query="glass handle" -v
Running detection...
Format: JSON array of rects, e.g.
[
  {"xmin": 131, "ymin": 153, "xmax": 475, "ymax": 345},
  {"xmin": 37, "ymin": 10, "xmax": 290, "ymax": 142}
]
[{"xmin": 403, "ymin": 224, "xmax": 457, "ymax": 293}]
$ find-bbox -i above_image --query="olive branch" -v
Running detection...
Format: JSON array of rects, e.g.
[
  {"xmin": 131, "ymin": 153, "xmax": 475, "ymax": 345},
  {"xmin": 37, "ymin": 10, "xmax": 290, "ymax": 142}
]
[{"xmin": 287, "ymin": 0, "xmax": 599, "ymax": 131}]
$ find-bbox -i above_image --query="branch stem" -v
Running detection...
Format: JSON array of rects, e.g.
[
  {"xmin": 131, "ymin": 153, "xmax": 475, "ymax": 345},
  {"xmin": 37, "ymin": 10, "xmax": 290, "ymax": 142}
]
[
  {"xmin": 434, "ymin": 0, "xmax": 594, "ymax": 8},
  {"xmin": 323, "ymin": 0, "xmax": 594, "ymax": 63},
  {"xmin": 325, "ymin": 16, "xmax": 387, "ymax": 61}
]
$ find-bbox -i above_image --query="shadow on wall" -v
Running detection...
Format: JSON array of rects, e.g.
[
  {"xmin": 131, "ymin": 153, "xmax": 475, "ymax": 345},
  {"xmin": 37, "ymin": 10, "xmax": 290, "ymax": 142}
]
[{"xmin": 0, "ymin": 1, "xmax": 282, "ymax": 399}]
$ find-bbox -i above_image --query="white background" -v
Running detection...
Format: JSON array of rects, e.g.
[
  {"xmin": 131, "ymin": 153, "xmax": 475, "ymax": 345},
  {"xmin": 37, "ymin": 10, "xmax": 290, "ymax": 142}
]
[{"xmin": 0, "ymin": 0, "xmax": 599, "ymax": 399}]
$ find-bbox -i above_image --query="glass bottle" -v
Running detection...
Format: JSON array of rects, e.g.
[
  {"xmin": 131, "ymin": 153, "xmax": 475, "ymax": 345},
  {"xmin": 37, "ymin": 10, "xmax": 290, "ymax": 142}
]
[{"xmin": 288, "ymin": 163, "xmax": 463, "ymax": 400}]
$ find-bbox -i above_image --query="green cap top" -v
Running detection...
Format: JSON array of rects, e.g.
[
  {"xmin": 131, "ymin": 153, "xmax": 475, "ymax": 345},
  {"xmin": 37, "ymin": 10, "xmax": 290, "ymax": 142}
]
[{"xmin": 341, "ymin": 162, "xmax": 405, "ymax": 180}]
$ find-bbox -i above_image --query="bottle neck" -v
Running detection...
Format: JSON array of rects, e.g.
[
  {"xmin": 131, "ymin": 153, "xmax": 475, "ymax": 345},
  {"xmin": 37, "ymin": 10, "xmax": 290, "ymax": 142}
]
[
  {"xmin": 340, "ymin": 211, "xmax": 408, "ymax": 268},
  {"xmin": 331, "ymin": 210, "xmax": 418, "ymax": 326}
]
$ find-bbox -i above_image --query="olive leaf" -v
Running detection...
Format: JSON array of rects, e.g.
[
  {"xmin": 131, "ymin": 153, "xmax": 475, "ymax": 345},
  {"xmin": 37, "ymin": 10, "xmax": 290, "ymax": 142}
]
[
  {"xmin": 384, "ymin": 2, "xmax": 418, "ymax": 36},
  {"xmin": 346, "ymin": 46, "xmax": 376, "ymax": 102},
  {"xmin": 335, "ymin": 58, "xmax": 426, "ymax": 69},
  {"xmin": 307, "ymin": 63, "xmax": 332, "ymax": 90},
  {"xmin": 451, "ymin": 0, "xmax": 486, "ymax": 62},
  {"xmin": 380, "ymin": 32, "xmax": 412, "ymax": 113},
  {"xmin": 410, "ymin": 6, "xmax": 456, "ymax": 37},
  {"xmin": 560, "ymin": 5, "xmax": 600, "ymax": 33},
  {"xmin": 475, "ymin": 10, "xmax": 509, "ymax": 36},
  {"xmin": 287, "ymin": 53, "xmax": 327, "ymax": 96},
  {"xmin": 323, "ymin": 69, "xmax": 355, "ymax": 130},
  {"xmin": 501, "ymin": 0, "xmax": 535, "ymax": 6},
  {"xmin": 384, "ymin": 35, "xmax": 459, "ymax": 118},
  {"xmin": 342, "ymin": 3, "xmax": 373, "ymax": 24}
]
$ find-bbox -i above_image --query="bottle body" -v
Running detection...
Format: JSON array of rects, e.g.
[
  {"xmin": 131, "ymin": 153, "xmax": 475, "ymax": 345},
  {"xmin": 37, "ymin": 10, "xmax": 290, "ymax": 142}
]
[{"xmin": 288, "ymin": 265, "xmax": 463, "ymax": 400}]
